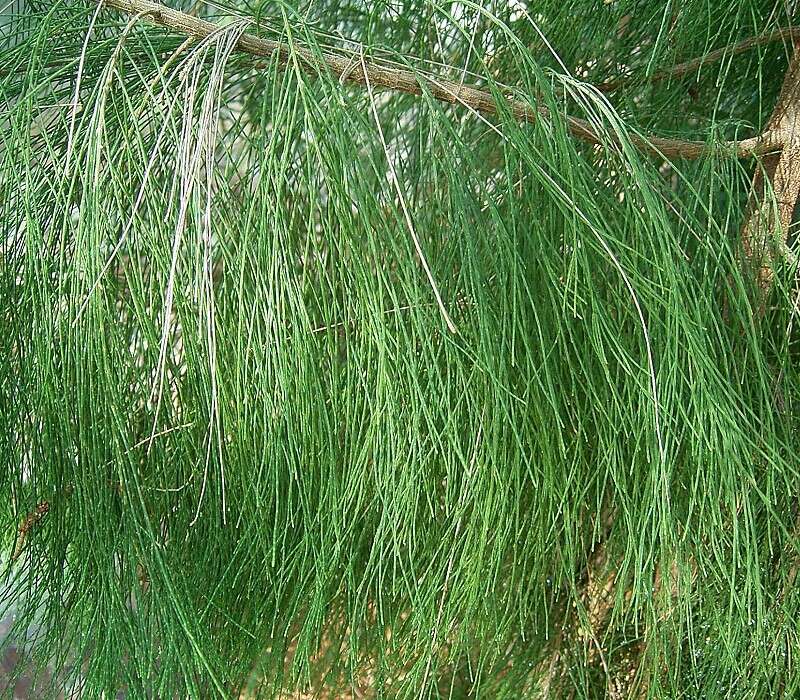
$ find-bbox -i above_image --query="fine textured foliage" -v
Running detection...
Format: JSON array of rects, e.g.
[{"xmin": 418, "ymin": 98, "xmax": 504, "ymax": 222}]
[{"xmin": 1, "ymin": 0, "xmax": 799, "ymax": 697}]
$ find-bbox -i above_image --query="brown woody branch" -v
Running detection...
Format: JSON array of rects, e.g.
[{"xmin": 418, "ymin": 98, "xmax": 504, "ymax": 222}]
[
  {"xmin": 598, "ymin": 26, "xmax": 800, "ymax": 93},
  {"xmin": 98, "ymin": 0, "xmax": 780, "ymax": 160},
  {"xmin": 740, "ymin": 41, "xmax": 800, "ymax": 296}
]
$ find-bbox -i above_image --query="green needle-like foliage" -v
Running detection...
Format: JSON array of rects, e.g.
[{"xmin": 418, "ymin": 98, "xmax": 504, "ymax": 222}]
[{"xmin": 1, "ymin": 0, "xmax": 799, "ymax": 697}]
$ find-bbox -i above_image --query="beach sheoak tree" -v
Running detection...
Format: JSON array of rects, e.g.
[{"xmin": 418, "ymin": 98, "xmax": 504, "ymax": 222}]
[{"xmin": 1, "ymin": 0, "xmax": 799, "ymax": 697}]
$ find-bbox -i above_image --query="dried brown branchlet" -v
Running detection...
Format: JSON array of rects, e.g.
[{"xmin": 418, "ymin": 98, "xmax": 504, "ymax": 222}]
[{"xmin": 10, "ymin": 501, "xmax": 50, "ymax": 562}]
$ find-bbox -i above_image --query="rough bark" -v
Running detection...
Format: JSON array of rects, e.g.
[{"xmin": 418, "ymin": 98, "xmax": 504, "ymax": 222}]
[{"xmin": 740, "ymin": 43, "xmax": 800, "ymax": 295}]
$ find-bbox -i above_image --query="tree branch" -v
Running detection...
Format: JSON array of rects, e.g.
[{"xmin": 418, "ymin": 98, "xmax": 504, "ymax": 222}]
[
  {"xmin": 740, "ymin": 40, "xmax": 800, "ymax": 295},
  {"xmin": 97, "ymin": 0, "xmax": 780, "ymax": 161},
  {"xmin": 598, "ymin": 26, "xmax": 800, "ymax": 93}
]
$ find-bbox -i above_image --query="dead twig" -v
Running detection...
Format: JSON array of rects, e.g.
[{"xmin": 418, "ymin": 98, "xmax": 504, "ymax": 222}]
[{"xmin": 10, "ymin": 501, "xmax": 50, "ymax": 562}]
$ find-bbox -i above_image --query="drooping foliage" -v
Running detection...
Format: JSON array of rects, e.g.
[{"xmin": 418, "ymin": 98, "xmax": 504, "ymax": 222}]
[{"xmin": 1, "ymin": 0, "xmax": 799, "ymax": 697}]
